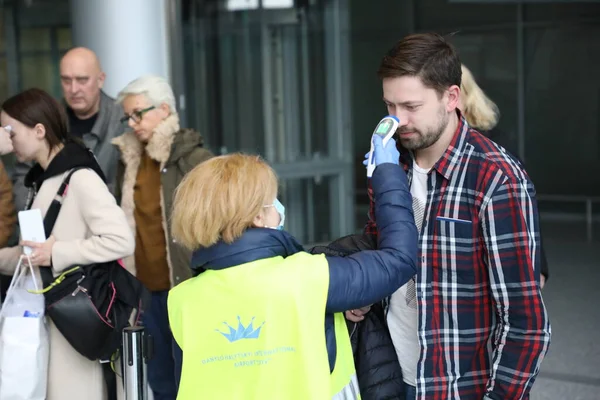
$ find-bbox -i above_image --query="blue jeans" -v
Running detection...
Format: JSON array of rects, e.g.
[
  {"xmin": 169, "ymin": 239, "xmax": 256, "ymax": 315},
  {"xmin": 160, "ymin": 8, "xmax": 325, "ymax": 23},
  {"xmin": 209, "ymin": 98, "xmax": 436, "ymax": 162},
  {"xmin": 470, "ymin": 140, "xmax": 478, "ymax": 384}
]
[
  {"xmin": 403, "ymin": 381, "xmax": 417, "ymax": 400},
  {"xmin": 143, "ymin": 291, "xmax": 178, "ymax": 400}
]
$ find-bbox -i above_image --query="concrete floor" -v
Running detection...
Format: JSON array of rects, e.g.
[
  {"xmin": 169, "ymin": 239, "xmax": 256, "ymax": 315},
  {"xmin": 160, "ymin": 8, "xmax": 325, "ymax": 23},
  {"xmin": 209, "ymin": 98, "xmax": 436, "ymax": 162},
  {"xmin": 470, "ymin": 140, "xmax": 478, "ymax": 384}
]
[{"xmin": 529, "ymin": 221, "xmax": 600, "ymax": 400}]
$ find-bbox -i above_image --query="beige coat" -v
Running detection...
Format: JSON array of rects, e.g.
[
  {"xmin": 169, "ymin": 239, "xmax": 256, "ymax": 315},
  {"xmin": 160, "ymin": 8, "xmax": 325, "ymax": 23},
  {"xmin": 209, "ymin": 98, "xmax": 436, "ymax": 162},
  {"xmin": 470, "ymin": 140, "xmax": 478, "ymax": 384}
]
[{"xmin": 0, "ymin": 169, "xmax": 135, "ymax": 400}]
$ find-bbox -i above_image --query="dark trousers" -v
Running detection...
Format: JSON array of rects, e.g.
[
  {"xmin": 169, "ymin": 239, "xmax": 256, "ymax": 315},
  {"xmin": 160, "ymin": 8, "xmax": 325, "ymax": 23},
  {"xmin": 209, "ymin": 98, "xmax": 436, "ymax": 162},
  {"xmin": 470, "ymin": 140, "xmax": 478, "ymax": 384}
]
[{"xmin": 143, "ymin": 291, "xmax": 179, "ymax": 400}]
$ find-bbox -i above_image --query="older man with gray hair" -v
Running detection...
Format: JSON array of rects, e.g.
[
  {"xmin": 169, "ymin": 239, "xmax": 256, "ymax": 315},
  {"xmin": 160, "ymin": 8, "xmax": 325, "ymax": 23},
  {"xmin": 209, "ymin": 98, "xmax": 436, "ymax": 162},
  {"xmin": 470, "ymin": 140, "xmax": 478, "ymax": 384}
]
[{"xmin": 11, "ymin": 47, "xmax": 124, "ymax": 210}]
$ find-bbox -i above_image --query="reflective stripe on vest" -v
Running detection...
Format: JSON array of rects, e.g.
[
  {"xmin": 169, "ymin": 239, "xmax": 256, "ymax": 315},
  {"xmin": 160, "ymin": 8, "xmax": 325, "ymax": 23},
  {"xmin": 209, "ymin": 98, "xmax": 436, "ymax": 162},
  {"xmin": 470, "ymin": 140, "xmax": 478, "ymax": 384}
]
[
  {"xmin": 330, "ymin": 309, "xmax": 361, "ymax": 400},
  {"xmin": 168, "ymin": 251, "xmax": 359, "ymax": 400}
]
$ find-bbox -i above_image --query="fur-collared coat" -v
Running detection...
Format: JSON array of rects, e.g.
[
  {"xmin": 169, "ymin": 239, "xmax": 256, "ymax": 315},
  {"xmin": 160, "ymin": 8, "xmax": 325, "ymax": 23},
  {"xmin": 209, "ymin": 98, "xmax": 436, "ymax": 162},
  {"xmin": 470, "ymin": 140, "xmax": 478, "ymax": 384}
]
[{"xmin": 112, "ymin": 115, "xmax": 213, "ymax": 287}]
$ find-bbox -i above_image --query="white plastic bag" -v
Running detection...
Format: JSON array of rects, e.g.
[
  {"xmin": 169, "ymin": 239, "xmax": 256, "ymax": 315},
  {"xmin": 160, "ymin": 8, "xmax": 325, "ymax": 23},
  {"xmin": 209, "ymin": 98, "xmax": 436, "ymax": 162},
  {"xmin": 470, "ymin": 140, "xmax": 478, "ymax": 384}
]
[{"xmin": 0, "ymin": 255, "xmax": 49, "ymax": 400}]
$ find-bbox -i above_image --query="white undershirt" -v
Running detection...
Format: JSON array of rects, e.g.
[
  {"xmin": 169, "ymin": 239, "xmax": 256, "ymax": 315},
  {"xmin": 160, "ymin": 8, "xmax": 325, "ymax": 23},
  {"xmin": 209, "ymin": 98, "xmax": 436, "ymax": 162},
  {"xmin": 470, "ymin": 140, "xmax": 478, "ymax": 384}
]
[{"xmin": 386, "ymin": 162, "xmax": 429, "ymax": 386}]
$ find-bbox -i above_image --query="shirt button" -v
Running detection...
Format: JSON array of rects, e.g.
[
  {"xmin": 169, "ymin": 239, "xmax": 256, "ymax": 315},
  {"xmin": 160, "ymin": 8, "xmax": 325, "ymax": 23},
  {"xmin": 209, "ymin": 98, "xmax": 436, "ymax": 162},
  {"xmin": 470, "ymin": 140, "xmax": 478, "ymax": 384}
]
[
  {"xmin": 162, "ymin": 168, "xmax": 167, "ymax": 173},
  {"xmin": 175, "ymin": 276, "xmax": 180, "ymax": 281}
]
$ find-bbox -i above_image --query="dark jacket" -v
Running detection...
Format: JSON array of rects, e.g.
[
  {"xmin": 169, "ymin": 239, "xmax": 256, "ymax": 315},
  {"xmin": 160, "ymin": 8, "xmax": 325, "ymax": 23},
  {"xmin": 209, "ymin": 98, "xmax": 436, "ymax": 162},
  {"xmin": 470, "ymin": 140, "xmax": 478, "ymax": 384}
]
[
  {"xmin": 310, "ymin": 233, "xmax": 404, "ymax": 400},
  {"xmin": 485, "ymin": 128, "xmax": 549, "ymax": 281},
  {"xmin": 189, "ymin": 162, "xmax": 418, "ymax": 372}
]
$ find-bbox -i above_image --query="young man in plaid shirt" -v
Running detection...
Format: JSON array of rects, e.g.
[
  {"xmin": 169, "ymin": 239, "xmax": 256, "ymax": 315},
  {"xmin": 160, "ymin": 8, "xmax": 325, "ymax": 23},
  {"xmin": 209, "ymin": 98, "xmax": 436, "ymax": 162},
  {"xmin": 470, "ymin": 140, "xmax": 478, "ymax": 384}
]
[{"xmin": 348, "ymin": 33, "xmax": 551, "ymax": 400}]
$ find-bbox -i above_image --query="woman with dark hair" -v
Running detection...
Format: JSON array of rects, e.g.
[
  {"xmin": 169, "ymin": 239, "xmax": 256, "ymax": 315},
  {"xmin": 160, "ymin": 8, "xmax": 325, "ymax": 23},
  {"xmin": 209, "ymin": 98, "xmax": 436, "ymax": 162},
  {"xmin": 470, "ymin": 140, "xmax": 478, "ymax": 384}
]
[{"xmin": 0, "ymin": 88, "xmax": 134, "ymax": 400}]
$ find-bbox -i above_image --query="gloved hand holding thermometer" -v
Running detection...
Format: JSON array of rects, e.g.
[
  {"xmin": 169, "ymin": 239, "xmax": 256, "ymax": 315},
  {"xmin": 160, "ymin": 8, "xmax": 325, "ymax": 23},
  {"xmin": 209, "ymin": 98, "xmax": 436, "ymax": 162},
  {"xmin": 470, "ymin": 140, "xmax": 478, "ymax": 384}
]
[{"xmin": 364, "ymin": 116, "xmax": 400, "ymax": 175}]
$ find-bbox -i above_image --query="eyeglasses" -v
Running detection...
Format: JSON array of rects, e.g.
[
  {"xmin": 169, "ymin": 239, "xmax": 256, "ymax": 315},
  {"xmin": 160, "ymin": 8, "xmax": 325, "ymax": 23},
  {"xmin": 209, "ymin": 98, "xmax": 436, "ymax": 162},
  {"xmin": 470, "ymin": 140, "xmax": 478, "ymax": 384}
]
[{"xmin": 120, "ymin": 106, "xmax": 155, "ymax": 124}]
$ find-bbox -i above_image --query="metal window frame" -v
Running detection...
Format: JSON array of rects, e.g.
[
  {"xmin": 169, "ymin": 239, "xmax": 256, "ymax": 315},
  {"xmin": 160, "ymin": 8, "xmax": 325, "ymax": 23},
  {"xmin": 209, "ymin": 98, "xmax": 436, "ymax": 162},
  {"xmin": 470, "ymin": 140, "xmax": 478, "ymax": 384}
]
[{"xmin": 175, "ymin": 0, "xmax": 355, "ymax": 243}]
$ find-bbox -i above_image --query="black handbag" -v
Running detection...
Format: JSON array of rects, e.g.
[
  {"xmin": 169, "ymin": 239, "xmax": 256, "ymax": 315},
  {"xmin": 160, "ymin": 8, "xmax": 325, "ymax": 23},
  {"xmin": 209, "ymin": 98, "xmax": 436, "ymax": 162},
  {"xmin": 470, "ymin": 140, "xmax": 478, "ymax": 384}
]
[{"xmin": 35, "ymin": 167, "xmax": 150, "ymax": 362}]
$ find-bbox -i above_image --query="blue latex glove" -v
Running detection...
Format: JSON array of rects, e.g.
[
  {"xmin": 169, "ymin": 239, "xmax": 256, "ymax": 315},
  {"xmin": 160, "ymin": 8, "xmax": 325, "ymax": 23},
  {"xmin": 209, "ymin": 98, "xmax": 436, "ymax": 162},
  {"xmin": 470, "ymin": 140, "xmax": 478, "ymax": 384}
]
[{"xmin": 363, "ymin": 135, "xmax": 400, "ymax": 168}]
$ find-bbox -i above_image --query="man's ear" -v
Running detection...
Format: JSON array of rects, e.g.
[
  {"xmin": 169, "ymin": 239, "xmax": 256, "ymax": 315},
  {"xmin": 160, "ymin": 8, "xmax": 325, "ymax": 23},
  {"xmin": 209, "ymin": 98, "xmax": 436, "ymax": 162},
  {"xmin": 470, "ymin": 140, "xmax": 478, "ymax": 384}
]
[
  {"xmin": 97, "ymin": 72, "xmax": 106, "ymax": 89},
  {"xmin": 446, "ymin": 85, "xmax": 460, "ymax": 112}
]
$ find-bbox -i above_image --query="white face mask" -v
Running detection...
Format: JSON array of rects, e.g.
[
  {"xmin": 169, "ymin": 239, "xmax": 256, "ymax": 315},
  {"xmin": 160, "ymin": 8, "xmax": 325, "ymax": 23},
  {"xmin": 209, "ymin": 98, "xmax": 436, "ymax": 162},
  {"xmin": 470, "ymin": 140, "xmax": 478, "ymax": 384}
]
[{"xmin": 263, "ymin": 199, "xmax": 285, "ymax": 230}]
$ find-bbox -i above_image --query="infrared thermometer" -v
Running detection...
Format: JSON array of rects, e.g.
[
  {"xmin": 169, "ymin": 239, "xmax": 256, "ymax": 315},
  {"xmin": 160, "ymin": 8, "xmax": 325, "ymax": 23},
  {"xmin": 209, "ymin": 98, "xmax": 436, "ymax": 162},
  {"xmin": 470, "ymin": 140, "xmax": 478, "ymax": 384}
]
[{"xmin": 366, "ymin": 115, "xmax": 399, "ymax": 178}]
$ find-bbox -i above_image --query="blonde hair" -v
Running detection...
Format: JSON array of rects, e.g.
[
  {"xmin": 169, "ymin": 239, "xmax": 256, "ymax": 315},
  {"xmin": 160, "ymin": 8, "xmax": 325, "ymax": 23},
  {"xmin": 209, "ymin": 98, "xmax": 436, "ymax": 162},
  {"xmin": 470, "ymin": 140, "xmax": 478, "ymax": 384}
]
[
  {"xmin": 460, "ymin": 65, "xmax": 499, "ymax": 131},
  {"xmin": 171, "ymin": 153, "xmax": 278, "ymax": 250}
]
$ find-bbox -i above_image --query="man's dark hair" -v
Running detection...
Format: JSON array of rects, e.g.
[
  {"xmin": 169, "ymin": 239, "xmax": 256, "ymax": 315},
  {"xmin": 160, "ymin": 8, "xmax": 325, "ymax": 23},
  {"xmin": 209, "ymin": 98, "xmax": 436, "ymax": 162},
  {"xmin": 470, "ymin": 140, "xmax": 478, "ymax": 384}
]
[{"xmin": 378, "ymin": 33, "xmax": 462, "ymax": 96}]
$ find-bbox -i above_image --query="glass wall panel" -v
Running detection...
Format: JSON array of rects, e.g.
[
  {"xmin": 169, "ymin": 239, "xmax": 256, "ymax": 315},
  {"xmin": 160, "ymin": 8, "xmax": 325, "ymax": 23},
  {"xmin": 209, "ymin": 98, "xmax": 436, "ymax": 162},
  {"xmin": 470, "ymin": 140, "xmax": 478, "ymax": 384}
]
[
  {"xmin": 57, "ymin": 27, "xmax": 72, "ymax": 51},
  {"xmin": 19, "ymin": 28, "xmax": 51, "ymax": 52},
  {"xmin": 0, "ymin": 0, "xmax": 70, "ymax": 174},
  {"xmin": 183, "ymin": 5, "xmax": 336, "ymax": 160},
  {"xmin": 453, "ymin": 30, "xmax": 519, "ymax": 155},
  {"xmin": 0, "ymin": 59, "xmax": 7, "ymax": 105},
  {"xmin": 280, "ymin": 176, "xmax": 335, "ymax": 244},
  {"xmin": 524, "ymin": 3, "xmax": 600, "ymax": 22},
  {"xmin": 524, "ymin": 24, "xmax": 600, "ymax": 196},
  {"xmin": 415, "ymin": 0, "xmax": 516, "ymax": 30},
  {"xmin": 20, "ymin": 55, "xmax": 54, "ymax": 91},
  {"xmin": 182, "ymin": 0, "xmax": 354, "ymax": 242}
]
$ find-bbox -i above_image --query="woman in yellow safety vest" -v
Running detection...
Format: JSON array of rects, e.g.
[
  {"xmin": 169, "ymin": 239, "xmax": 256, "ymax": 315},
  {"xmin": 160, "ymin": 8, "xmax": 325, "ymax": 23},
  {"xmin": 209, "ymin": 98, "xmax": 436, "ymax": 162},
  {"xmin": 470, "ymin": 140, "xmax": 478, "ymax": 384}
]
[{"xmin": 167, "ymin": 135, "xmax": 417, "ymax": 400}]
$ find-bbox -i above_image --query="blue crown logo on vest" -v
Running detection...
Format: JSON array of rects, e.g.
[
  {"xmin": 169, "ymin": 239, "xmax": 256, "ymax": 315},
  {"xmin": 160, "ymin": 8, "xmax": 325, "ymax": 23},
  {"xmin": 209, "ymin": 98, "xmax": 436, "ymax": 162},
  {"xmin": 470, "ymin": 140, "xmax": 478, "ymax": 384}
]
[{"xmin": 216, "ymin": 316, "xmax": 266, "ymax": 343}]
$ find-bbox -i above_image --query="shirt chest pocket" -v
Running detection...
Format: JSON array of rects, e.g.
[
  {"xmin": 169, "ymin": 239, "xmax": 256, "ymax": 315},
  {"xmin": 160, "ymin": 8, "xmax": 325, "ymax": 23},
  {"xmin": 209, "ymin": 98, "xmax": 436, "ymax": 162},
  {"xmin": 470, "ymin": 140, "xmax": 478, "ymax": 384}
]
[
  {"xmin": 433, "ymin": 217, "xmax": 480, "ymax": 282},
  {"xmin": 436, "ymin": 216, "xmax": 475, "ymax": 240}
]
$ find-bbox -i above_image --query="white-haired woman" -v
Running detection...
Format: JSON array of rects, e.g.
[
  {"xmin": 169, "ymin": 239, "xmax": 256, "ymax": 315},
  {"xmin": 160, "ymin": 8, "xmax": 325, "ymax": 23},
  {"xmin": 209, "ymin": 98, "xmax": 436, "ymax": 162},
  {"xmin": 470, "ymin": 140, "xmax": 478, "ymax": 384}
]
[
  {"xmin": 112, "ymin": 75, "xmax": 213, "ymax": 400},
  {"xmin": 458, "ymin": 64, "xmax": 549, "ymax": 288}
]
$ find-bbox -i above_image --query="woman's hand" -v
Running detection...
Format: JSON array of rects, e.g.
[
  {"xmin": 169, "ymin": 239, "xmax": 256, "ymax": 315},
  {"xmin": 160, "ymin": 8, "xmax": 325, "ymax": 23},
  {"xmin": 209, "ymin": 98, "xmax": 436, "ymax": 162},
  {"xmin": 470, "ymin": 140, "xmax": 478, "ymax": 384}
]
[
  {"xmin": 21, "ymin": 236, "xmax": 56, "ymax": 267},
  {"xmin": 0, "ymin": 126, "xmax": 13, "ymax": 155}
]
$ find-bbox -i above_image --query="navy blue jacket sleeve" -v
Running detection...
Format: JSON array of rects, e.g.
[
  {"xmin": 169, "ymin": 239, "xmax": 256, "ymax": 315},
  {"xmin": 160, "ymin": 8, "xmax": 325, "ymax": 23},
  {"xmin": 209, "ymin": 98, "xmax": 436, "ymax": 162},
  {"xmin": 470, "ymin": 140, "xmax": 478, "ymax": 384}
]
[{"xmin": 325, "ymin": 163, "xmax": 418, "ymax": 313}]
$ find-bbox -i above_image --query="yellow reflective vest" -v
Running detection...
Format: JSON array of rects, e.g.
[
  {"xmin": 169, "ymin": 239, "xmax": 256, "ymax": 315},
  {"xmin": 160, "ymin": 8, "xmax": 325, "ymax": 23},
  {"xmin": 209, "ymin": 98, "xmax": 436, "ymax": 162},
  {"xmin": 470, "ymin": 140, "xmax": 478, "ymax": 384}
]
[{"xmin": 168, "ymin": 251, "xmax": 360, "ymax": 400}]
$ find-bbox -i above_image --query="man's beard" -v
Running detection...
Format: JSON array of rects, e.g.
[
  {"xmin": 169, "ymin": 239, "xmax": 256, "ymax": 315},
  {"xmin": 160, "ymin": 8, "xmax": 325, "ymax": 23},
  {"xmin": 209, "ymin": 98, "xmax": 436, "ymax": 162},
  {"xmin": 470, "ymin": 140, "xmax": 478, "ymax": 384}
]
[{"xmin": 398, "ymin": 107, "xmax": 449, "ymax": 151}]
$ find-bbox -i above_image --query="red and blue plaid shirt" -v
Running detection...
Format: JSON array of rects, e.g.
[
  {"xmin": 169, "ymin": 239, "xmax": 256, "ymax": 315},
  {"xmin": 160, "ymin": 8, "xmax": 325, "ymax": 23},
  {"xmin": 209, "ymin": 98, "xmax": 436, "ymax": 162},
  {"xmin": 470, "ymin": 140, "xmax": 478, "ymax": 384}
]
[{"xmin": 365, "ymin": 114, "xmax": 551, "ymax": 400}]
